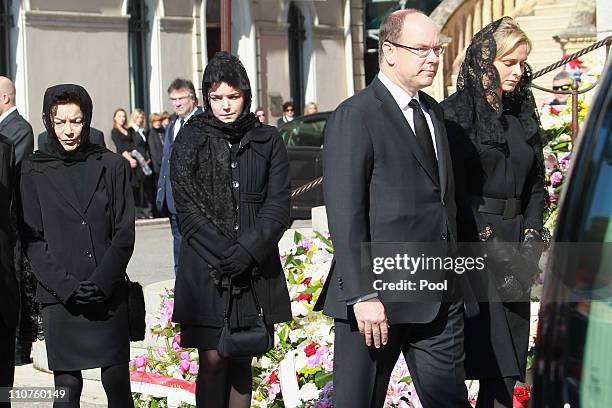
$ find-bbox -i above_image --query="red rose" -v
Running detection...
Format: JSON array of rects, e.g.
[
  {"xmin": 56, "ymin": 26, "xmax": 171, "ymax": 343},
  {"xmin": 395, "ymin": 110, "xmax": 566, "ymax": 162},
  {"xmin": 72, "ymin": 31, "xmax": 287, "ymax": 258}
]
[
  {"xmin": 304, "ymin": 342, "xmax": 318, "ymax": 357},
  {"xmin": 513, "ymin": 385, "xmax": 530, "ymax": 407},
  {"xmin": 549, "ymin": 106, "xmax": 560, "ymax": 116},
  {"xmin": 295, "ymin": 293, "xmax": 313, "ymax": 302},
  {"xmin": 269, "ymin": 370, "xmax": 278, "ymax": 383},
  {"xmin": 303, "ymin": 277, "xmax": 312, "ymax": 287}
]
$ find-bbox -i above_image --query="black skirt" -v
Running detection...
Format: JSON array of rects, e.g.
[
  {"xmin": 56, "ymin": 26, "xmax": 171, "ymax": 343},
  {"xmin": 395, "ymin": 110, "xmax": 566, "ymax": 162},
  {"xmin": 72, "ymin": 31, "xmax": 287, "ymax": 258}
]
[
  {"xmin": 41, "ymin": 286, "xmax": 130, "ymax": 371},
  {"xmin": 180, "ymin": 324, "xmax": 222, "ymax": 350}
]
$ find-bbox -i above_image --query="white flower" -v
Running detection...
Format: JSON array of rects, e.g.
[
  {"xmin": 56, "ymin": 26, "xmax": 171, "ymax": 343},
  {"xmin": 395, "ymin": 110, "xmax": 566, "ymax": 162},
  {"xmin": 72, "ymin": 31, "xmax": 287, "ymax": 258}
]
[
  {"xmin": 299, "ymin": 383, "xmax": 320, "ymax": 401},
  {"xmin": 294, "ymin": 352, "xmax": 309, "ymax": 370},
  {"xmin": 289, "ymin": 328, "xmax": 304, "ymax": 344},
  {"xmin": 291, "ymin": 301, "xmax": 309, "ymax": 318},
  {"xmin": 260, "ymin": 356, "xmax": 272, "ymax": 369}
]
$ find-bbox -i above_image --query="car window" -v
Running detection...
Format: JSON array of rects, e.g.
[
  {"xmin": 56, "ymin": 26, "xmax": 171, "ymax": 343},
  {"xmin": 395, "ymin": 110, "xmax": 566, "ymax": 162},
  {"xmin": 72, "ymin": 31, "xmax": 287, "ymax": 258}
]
[
  {"xmin": 280, "ymin": 117, "xmax": 326, "ymax": 148},
  {"xmin": 575, "ymin": 102, "xmax": 612, "ymax": 408}
]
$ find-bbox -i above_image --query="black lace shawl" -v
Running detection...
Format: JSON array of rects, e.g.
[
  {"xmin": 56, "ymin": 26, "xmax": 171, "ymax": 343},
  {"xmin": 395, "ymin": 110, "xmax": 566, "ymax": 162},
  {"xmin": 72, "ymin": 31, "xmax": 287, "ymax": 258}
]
[
  {"xmin": 27, "ymin": 84, "xmax": 107, "ymax": 171},
  {"xmin": 442, "ymin": 17, "xmax": 541, "ymax": 152},
  {"xmin": 170, "ymin": 52, "xmax": 259, "ymax": 240}
]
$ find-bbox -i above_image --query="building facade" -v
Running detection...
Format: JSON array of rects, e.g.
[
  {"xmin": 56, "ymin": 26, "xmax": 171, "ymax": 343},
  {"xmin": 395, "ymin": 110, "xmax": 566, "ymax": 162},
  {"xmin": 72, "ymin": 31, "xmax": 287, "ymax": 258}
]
[{"xmin": 1, "ymin": 0, "xmax": 365, "ymax": 148}]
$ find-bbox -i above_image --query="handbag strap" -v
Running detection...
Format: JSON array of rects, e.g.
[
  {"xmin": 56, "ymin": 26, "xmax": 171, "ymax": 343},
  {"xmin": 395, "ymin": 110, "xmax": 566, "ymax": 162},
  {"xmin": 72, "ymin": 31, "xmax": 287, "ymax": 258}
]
[{"xmin": 222, "ymin": 276, "xmax": 264, "ymax": 324}]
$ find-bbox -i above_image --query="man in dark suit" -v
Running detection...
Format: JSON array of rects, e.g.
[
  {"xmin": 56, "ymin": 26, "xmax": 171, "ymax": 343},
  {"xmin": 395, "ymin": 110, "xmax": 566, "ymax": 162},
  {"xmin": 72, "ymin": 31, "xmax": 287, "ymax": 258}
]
[
  {"xmin": 37, "ymin": 127, "xmax": 106, "ymax": 152},
  {"xmin": 0, "ymin": 134, "xmax": 18, "ymax": 403},
  {"xmin": 157, "ymin": 78, "xmax": 203, "ymax": 273},
  {"xmin": 0, "ymin": 76, "xmax": 34, "ymax": 164},
  {"xmin": 318, "ymin": 10, "xmax": 469, "ymax": 407}
]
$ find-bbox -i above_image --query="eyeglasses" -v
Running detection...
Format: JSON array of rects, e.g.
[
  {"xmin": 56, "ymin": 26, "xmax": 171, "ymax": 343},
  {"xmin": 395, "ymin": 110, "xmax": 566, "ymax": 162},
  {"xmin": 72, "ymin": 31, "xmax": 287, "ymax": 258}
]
[
  {"xmin": 552, "ymin": 84, "xmax": 572, "ymax": 91},
  {"xmin": 386, "ymin": 41, "xmax": 445, "ymax": 58},
  {"xmin": 284, "ymin": 108, "xmax": 294, "ymax": 112}
]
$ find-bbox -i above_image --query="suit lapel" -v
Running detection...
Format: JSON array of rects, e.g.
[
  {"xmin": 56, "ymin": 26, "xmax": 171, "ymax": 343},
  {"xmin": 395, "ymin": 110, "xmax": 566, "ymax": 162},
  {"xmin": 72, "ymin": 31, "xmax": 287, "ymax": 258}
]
[
  {"xmin": 420, "ymin": 92, "xmax": 449, "ymax": 200},
  {"xmin": 372, "ymin": 79, "xmax": 440, "ymax": 186}
]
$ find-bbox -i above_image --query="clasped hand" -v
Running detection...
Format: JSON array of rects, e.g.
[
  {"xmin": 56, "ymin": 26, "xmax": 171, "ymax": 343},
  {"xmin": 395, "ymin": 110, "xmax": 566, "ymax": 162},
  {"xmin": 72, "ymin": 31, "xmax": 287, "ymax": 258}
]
[
  {"xmin": 72, "ymin": 281, "xmax": 105, "ymax": 305},
  {"xmin": 219, "ymin": 243, "xmax": 254, "ymax": 278},
  {"xmin": 353, "ymin": 298, "xmax": 389, "ymax": 348}
]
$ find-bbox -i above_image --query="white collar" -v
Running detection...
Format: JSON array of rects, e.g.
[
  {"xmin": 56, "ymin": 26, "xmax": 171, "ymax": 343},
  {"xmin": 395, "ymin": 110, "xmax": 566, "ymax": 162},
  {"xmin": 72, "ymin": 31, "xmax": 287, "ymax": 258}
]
[
  {"xmin": 179, "ymin": 107, "xmax": 198, "ymax": 124},
  {"xmin": 0, "ymin": 106, "xmax": 17, "ymax": 125},
  {"xmin": 377, "ymin": 71, "xmax": 420, "ymax": 110}
]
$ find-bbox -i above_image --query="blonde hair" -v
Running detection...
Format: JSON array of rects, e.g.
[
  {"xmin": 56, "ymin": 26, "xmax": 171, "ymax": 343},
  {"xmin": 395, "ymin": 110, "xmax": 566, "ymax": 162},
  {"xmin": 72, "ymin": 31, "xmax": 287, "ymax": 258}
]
[
  {"xmin": 130, "ymin": 108, "xmax": 145, "ymax": 128},
  {"xmin": 493, "ymin": 18, "xmax": 531, "ymax": 59},
  {"xmin": 304, "ymin": 102, "xmax": 318, "ymax": 115},
  {"xmin": 149, "ymin": 112, "xmax": 161, "ymax": 124}
]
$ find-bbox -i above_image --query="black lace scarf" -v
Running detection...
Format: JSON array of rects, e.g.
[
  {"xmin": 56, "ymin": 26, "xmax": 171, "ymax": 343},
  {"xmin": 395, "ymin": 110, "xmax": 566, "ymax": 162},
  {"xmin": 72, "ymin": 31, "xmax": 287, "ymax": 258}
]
[
  {"xmin": 170, "ymin": 51, "xmax": 260, "ymax": 240},
  {"xmin": 442, "ymin": 17, "xmax": 542, "ymax": 153},
  {"xmin": 26, "ymin": 84, "xmax": 107, "ymax": 173}
]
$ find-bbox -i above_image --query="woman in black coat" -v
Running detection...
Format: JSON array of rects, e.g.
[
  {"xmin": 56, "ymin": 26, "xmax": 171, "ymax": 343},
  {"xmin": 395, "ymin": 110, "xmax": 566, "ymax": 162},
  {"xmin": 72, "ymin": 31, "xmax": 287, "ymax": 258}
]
[
  {"xmin": 19, "ymin": 84, "xmax": 135, "ymax": 407},
  {"xmin": 170, "ymin": 52, "xmax": 292, "ymax": 407},
  {"xmin": 442, "ymin": 18, "xmax": 545, "ymax": 407}
]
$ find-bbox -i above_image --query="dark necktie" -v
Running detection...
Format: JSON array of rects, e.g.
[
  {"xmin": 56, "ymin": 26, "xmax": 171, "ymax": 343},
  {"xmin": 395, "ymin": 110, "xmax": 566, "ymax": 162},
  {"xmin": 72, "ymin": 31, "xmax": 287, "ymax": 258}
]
[
  {"xmin": 180, "ymin": 118, "xmax": 185, "ymax": 128},
  {"xmin": 408, "ymin": 99, "xmax": 438, "ymax": 180}
]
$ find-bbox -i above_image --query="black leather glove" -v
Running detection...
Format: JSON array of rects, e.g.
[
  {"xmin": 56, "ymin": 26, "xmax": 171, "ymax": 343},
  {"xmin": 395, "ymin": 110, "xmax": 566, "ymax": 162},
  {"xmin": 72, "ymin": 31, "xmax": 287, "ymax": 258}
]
[
  {"xmin": 482, "ymin": 227, "xmax": 538, "ymax": 301},
  {"xmin": 72, "ymin": 281, "xmax": 106, "ymax": 305},
  {"xmin": 219, "ymin": 244, "xmax": 254, "ymax": 278},
  {"xmin": 520, "ymin": 229, "xmax": 545, "ymax": 267}
]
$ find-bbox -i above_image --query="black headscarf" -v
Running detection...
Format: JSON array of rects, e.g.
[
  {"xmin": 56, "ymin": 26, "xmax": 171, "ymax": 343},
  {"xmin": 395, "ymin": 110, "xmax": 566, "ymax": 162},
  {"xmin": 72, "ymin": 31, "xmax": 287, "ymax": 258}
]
[
  {"xmin": 171, "ymin": 52, "xmax": 260, "ymax": 240},
  {"xmin": 442, "ymin": 17, "xmax": 541, "ymax": 151},
  {"xmin": 30, "ymin": 84, "xmax": 106, "ymax": 164}
]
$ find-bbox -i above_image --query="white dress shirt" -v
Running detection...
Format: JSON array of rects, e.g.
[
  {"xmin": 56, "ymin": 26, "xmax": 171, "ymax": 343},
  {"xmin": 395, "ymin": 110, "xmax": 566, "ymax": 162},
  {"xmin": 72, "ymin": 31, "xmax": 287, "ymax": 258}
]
[
  {"xmin": 0, "ymin": 106, "xmax": 17, "ymax": 125},
  {"xmin": 173, "ymin": 107, "xmax": 199, "ymax": 141},
  {"xmin": 377, "ymin": 71, "xmax": 438, "ymax": 158}
]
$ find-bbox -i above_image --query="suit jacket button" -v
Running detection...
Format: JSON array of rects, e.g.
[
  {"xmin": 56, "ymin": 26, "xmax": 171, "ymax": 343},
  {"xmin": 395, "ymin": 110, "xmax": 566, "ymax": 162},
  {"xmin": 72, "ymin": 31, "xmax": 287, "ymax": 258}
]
[{"xmin": 441, "ymin": 232, "xmax": 447, "ymax": 240}]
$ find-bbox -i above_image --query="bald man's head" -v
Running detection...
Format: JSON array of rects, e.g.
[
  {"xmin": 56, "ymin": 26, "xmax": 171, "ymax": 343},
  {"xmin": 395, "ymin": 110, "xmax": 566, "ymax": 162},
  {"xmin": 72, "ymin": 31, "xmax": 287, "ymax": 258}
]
[{"xmin": 0, "ymin": 76, "xmax": 16, "ymax": 114}]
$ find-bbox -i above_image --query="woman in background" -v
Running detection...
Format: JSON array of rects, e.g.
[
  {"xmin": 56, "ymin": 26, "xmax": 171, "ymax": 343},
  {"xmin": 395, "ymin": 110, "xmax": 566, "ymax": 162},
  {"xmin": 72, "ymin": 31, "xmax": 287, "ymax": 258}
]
[{"xmin": 128, "ymin": 109, "xmax": 154, "ymax": 219}]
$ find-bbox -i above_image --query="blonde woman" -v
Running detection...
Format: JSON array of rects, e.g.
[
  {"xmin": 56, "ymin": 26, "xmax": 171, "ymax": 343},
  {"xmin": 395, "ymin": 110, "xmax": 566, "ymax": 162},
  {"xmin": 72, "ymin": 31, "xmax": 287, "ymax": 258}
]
[
  {"xmin": 442, "ymin": 17, "xmax": 545, "ymax": 407},
  {"xmin": 303, "ymin": 101, "xmax": 318, "ymax": 115},
  {"xmin": 127, "ymin": 109, "xmax": 154, "ymax": 218}
]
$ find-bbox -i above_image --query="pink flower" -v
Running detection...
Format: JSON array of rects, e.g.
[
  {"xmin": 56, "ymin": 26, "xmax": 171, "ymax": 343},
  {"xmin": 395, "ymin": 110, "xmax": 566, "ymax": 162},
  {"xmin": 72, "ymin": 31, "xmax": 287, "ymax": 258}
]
[
  {"xmin": 136, "ymin": 366, "xmax": 145, "ymax": 372},
  {"xmin": 135, "ymin": 356, "xmax": 147, "ymax": 368},
  {"xmin": 301, "ymin": 239, "xmax": 313, "ymax": 250},
  {"xmin": 189, "ymin": 361, "xmax": 199, "ymax": 375},
  {"xmin": 180, "ymin": 359, "xmax": 190, "ymax": 371},
  {"xmin": 544, "ymin": 154, "xmax": 558, "ymax": 172},
  {"xmin": 559, "ymin": 153, "xmax": 571, "ymax": 171},
  {"xmin": 180, "ymin": 351, "xmax": 190, "ymax": 360},
  {"xmin": 550, "ymin": 171, "xmax": 563, "ymax": 187},
  {"xmin": 547, "ymin": 186, "xmax": 558, "ymax": 203},
  {"xmin": 157, "ymin": 346, "xmax": 166, "ymax": 356}
]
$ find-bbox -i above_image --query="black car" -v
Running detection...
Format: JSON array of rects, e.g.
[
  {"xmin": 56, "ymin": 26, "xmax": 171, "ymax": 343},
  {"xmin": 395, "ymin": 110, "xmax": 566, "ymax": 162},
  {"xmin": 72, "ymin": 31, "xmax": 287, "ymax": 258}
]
[
  {"xmin": 278, "ymin": 111, "xmax": 331, "ymax": 219},
  {"xmin": 531, "ymin": 58, "xmax": 612, "ymax": 407}
]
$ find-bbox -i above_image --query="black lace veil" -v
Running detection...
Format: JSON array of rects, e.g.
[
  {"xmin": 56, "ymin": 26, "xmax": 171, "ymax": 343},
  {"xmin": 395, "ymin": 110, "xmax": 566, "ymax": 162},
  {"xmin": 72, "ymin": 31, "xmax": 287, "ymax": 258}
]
[{"xmin": 443, "ymin": 17, "xmax": 541, "ymax": 150}]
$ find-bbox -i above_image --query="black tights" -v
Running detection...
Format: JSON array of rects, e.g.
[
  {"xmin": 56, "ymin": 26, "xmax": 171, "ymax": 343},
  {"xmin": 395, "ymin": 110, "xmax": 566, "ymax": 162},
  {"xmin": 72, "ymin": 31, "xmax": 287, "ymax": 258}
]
[
  {"xmin": 196, "ymin": 349, "xmax": 252, "ymax": 408},
  {"xmin": 476, "ymin": 377, "xmax": 517, "ymax": 408},
  {"xmin": 53, "ymin": 363, "xmax": 133, "ymax": 407}
]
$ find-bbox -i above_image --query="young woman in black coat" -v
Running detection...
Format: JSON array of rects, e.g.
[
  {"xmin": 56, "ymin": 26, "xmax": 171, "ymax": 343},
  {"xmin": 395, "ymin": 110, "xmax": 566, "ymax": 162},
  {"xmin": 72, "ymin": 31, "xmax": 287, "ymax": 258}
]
[
  {"xmin": 19, "ymin": 84, "xmax": 135, "ymax": 407},
  {"xmin": 170, "ymin": 52, "xmax": 292, "ymax": 407},
  {"xmin": 442, "ymin": 18, "xmax": 545, "ymax": 407}
]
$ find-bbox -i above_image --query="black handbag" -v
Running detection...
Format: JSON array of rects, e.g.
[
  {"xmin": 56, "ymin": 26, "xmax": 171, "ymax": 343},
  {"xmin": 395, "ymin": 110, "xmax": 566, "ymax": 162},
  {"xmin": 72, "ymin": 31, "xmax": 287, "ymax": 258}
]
[
  {"xmin": 217, "ymin": 277, "xmax": 273, "ymax": 359},
  {"xmin": 125, "ymin": 273, "xmax": 146, "ymax": 341}
]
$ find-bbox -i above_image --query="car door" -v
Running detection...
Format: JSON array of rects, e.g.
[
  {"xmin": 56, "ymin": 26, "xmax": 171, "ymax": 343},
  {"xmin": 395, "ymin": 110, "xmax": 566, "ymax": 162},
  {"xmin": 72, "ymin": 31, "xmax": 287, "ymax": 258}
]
[{"xmin": 279, "ymin": 113, "xmax": 329, "ymax": 219}]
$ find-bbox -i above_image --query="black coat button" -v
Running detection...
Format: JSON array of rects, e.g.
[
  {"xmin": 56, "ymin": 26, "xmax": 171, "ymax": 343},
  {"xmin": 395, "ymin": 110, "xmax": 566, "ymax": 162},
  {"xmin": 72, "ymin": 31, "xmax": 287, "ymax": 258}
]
[{"xmin": 440, "ymin": 232, "xmax": 447, "ymax": 240}]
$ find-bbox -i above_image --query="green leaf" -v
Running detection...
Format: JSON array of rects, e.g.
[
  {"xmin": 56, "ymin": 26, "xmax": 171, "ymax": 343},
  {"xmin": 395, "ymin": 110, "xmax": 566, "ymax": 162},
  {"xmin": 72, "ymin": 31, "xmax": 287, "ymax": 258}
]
[
  {"xmin": 314, "ymin": 371, "xmax": 333, "ymax": 388},
  {"xmin": 294, "ymin": 231, "xmax": 305, "ymax": 244}
]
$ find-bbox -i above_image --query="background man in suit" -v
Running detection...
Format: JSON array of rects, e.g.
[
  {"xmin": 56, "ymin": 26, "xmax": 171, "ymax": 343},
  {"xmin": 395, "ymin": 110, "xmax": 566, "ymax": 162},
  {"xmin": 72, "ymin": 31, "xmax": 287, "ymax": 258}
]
[
  {"xmin": 0, "ymin": 134, "xmax": 18, "ymax": 405},
  {"xmin": 157, "ymin": 78, "xmax": 203, "ymax": 273},
  {"xmin": 319, "ymin": 10, "xmax": 468, "ymax": 407},
  {"xmin": 0, "ymin": 76, "xmax": 34, "ymax": 164},
  {"xmin": 37, "ymin": 127, "xmax": 106, "ymax": 152}
]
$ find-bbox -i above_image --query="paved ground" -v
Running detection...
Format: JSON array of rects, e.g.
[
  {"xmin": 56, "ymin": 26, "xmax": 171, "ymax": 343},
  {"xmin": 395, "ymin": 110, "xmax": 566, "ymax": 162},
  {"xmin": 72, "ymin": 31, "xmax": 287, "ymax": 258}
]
[{"xmin": 14, "ymin": 218, "xmax": 312, "ymax": 405}]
